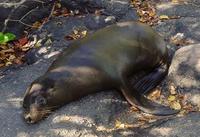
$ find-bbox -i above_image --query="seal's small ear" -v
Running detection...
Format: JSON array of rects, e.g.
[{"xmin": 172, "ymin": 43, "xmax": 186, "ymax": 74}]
[{"xmin": 42, "ymin": 78, "xmax": 55, "ymax": 89}]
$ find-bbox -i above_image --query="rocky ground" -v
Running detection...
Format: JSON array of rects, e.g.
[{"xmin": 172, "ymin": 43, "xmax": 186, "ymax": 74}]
[{"xmin": 0, "ymin": 0, "xmax": 200, "ymax": 137}]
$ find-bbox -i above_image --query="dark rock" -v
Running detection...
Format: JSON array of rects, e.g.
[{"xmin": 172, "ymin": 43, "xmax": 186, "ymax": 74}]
[
  {"xmin": 156, "ymin": 1, "xmax": 200, "ymax": 17},
  {"xmin": 0, "ymin": 0, "xmax": 55, "ymax": 38},
  {"xmin": 60, "ymin": 0, "xmax": 137, "ymax": 20},
  {"xmin": 155, "ymin": 17, "xmax": 200, "ymax": 43},
  {"xmin": 0, "ymin": 7, "xmax": 12, "ymax": 30}
]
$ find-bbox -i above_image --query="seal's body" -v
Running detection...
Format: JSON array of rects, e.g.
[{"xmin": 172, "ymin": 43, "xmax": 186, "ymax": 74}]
[{"xmin": 23, "ymin": 22, "xmax": 177, "ymax": 123}]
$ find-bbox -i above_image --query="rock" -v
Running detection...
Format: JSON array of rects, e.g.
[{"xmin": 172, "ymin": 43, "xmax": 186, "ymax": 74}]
[
  {"xmin": 145, "ymin": 112, "xmax": 200, "ymax": 137},
  {"xmin": 156, "ymin": 1, "xmax": 200, "ymax": 17},
  {"xmin": 0, "ymin": 7, "xmax": 12, "ymax": 30},
  {"xmin": 155, "ymin": 18, "xmax": 200, "ymax": 43},
  {"xmin": 60, "ymin": 0, "xmax": 136, "ymax": 19},
  {"xmin": 0, "ymin": 0, "xmax": 55, "ymax": 38},
  {"xmin": 167, "ymin": 44, "xmax": 200, "ymax": 107},
  {"xmin": 155, "ymin": 1, "xmax": 200, "ymax": 43}
]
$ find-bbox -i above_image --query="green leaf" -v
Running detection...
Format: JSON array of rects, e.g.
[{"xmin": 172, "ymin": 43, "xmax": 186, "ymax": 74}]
[
  {"xmin": 0, "ymin": 32, "xmax": 4, "ymax": 43},
  {"xmin": 0, "ymin": 32, "xmax": 16, "ymax": 44},
  {"xmin": 4, "ymin": 33, "xmax": 16, "ymax": 41}
]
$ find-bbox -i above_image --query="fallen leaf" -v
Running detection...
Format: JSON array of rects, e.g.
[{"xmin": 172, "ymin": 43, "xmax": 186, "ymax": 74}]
[
  {"xmin": 169, "ymin": 85, "xmax": 177, "ymax": 95},
  {"xmin": 56, "ymin": 2, "xmax": 62, "ymax": 8},
  {"xmin": 159, "ymin": 15, "xmax": 169, "ymax": 20},
  {"xmin": 115, "ymin": 120, "xmax": 125, "ymax": 129},
  {"xmin": 95, "ymin": 9, "xmax": 102, "ymax": 15},
  {"xmin": 170, "ymin": 101, "xmax": 182, "ymax": 110},
  {"xmin": 81, "ymin": 30, "xmax": 87, "ymax": 37},
  {"xmin": 168, "ymin": 95, "xmax": 176, "ymax": 102},
  {"xmin": 0, "ymin": 63, "xmax": 4, "ymax": 67},
  {"xmin": 172, "ymin": 0, "xmax": 179, "ymax": 3},
  {"xmin": 18, "ymin": 37, "xmax": 28, "ymax": 46},
  {"xmin": 13, "ymin": 58, "xmax": 23, "ymax": 64},
  {"xmin": 5, "ymin": 61, "xmax": 12, "ymax": 66},
  {"xmin": 149, "ymin": 11, "xmax": 156, "ymax": 17},
  {"xmin": 8, "ymin": 55, "xmax": 16, "ymax": 60},
  {"xmin": 0, "ymin": 49, "xmax": 14, "ymax": 53},
  {"xmin": 0, "ymin": 44, "xmax": 8, "ymax": 49},
  {"xmin": 148, "ymin": 89, "xmax": 161, "ymax": 100},
  {"xmin": 32, "ymin": 21, "xmax": 42, "ymax": 29},
  {"xmin": 130, "ymin": 106, "xmax": 140, "ymax": 112},
  {"xmin": 73, "ymin": 29, "xmax": 79, "ymax": 35}
]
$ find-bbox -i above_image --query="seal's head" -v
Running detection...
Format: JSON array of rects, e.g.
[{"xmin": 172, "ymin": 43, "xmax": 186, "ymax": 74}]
[{"xmin": 22, "ymin": 77, "xmax": 60, "ymax": 123}]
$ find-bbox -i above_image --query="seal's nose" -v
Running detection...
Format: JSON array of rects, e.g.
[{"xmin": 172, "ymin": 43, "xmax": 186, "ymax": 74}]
[{"xmin": 24, "ymin": 113, "xmax": 33, "ymax": 123}]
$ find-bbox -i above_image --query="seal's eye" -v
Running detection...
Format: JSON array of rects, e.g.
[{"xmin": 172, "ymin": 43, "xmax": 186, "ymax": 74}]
[{"xmin": 35, "ymin": 96, "xmax": 46, "ymax": 106}]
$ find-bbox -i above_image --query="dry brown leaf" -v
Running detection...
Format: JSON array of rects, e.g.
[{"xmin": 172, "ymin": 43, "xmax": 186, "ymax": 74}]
[
  {"xmin": 172, "ymin": 0, "xmax": 179, "ymax": 3},
  {"xmin": 0, "ymin": 45, "xmax": 8, "ymax": 49},
  {"xmin": 0, "ymin": 49, "xmax": 14, "ymax": 54},
  {"xmin": 0, "ymin": 63, "xmax": 4, "ymax": 67},
  {"xmin": 130, "ymin": 106, "xmax": 140, "ymax": 112},
  {"xmin": 95, "ymin": 9, "xmax": 102, "ymax": 15},
  {"xmin": 148, "ymin": 89, "xmax": 161, "ymax": 100},
  {"xmin": 131, "ymin": 0, "xmax": 158, "ymax": 25},
  {"xmin": 5, "ymin": 61, "xmax": 12, "ymax": 66},
  {"xmin": 62, "ymin": 8, "xmax": 70, "ymax": 17},
  {"xmin": 0, "ymin": 35, "xmax": 30, "ymax": 68},
  {"xmin": 65, "ymin": 29, "xmax": 87, "ymax": 41},
  {"xmin": 32, "ymin": 21, "xmax": 42, "ymax": 29},
  {"xmin": 149, "ymin": 11, "xmax": 156, "ymax": 17},
  {"xmin": 13, "ymin": 58, "xmax": 23, "ymax": 64},
  {"xmin": 18, "ymin": 37, "xmax": 28, "ymax": 46},
  {"xmin": 115, "ymin": 120, "xmax": 125, "ymax": 129},
  {"xmin": 169, "ymin": 85, "xmax": 177, "ymax": 95},
  {"xmin": 8, "ymin": 55, "xmax": 16, "ymax": 60}
]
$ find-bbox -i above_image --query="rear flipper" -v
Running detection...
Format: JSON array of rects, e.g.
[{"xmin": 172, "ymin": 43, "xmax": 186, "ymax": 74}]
[
  {"xmin": 133, "ymin": 64, "xmax": 168, "ymax": 95},
  {"xmin": 121, "ymin": 77, "xmax": 179, "ymax": 116}
]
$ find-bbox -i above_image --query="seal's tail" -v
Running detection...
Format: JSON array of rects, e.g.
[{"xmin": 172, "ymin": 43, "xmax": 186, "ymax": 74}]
[
  {"xmin": 121, "ymin": 66, "xmax": 179, "ymax": 116},
  {"xmin": 136, "ymin": 95, "xmax": 179, "ymax": 116},
  {"xmin": 121, "ymin": 86, "xmax": 179, "ymax": 116},
  {"xmin": 121, "ymin": 62, "xmax": 180, "ymax": 115}
]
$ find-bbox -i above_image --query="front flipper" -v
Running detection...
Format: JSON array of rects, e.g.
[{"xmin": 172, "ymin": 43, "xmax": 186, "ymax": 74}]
[
  {"xmin": 121, "ymin": 78, "xmax": 179, "ymax": 116},
  {"xmin": 133, "ymin": 64, "xmax": 168, "ymax": 95}
]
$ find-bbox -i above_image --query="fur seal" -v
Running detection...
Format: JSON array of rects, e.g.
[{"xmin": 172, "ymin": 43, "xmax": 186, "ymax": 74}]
[{"xmin": 23, "ymin": 21, "xmax": 178, "ymax": 123}]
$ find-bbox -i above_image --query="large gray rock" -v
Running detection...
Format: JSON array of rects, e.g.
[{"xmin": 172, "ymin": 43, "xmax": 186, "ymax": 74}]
[{"xmin": 168, "ymin": 44, "xmax": 200, "ymax": 107}]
